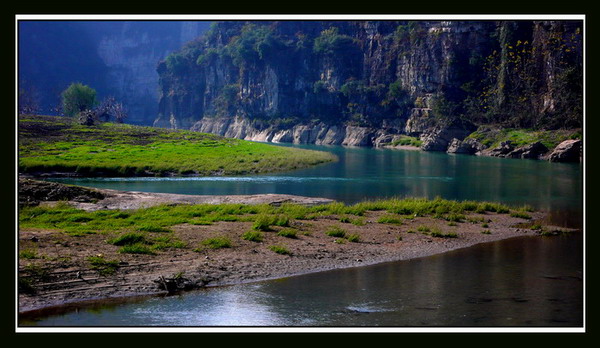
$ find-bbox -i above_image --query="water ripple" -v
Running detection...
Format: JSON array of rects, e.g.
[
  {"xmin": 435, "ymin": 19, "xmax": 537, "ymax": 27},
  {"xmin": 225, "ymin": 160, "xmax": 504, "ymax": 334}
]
[{"xmin": 52, "ymin": 175, "xmax": 454, "ymax": 183}]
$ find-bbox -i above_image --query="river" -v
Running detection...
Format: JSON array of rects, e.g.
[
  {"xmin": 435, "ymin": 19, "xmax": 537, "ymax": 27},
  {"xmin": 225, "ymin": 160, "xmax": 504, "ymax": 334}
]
[{"xmin": 24, "ymin": 145, "xmax": 584, "ymax": 328}]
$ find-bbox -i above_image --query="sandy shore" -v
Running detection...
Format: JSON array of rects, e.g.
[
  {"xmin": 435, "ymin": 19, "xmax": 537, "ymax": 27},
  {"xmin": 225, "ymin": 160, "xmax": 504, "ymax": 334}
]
[{"xmin": 17, "ymin": 181, "xmax": 564, "ymax": 316}]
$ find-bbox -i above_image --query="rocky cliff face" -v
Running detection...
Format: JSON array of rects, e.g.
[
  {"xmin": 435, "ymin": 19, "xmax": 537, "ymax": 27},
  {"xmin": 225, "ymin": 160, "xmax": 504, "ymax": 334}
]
[{"xmin": 156, "ymin": 20, "xmax": 582, "ymax": 152}]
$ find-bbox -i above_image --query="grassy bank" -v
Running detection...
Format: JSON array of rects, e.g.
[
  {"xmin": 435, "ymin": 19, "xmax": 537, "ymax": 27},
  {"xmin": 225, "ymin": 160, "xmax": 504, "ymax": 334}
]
[
  {"xmin": 20, "ymin": 195, "xmax": 568, "ymax": 310},
  {"xmin": 18, "ymin": 115, "xmax": 336, "ymax": 176},
  {"xmin": 465, "ymin": 126, "xmax": 582, "ymax": 150},
  {"xmin": 19, "ymin": 197, "xmax": 526, "ymax": 238}
]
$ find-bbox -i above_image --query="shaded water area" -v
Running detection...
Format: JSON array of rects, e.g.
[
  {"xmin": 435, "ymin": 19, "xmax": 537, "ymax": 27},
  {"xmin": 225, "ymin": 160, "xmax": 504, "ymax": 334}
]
[{"xmin": 26, "ymin": 146, "xmax": 583, "ymax": 327}]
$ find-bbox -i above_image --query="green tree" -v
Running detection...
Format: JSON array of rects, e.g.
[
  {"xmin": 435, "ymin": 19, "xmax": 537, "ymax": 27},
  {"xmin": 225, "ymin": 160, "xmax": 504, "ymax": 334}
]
[{"xmin": 61, "ymin": 83, "xmax": 97, "ymax": 117}]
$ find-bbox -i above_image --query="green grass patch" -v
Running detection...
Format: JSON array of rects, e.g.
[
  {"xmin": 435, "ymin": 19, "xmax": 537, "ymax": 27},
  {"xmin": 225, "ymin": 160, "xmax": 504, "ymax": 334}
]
[
  {"xmin": 325, "ymin": 225, "xmax": 346, "ymax": 238},
  {"xmin": 87, "ymin": 255, "xmax": 120, "ymax": 276},
  {"xmin": 390, "ymin": 135, "xmax": 423, "ymax": 147},
  {"xmin": 242, "ymin": 230, "xmax": 264, "ymax": 242},
  {"xmin": 417, "ymin": 225, "xmax": 431, "ymax": 233},
  {"xmin": 350, "ymin": 217, "xmax": 366, "ymax": 226},
  {"xmin": 510, "ymin": 211, "xmax": 532, "ymax": 219},
  {"xmin": 277, "ymin": 228, "xmax": 298, "ymax": 239},
  {"xmin": 19, "ymin": 115, "xmax": 336, "ymax": 176},
  {"xmin": 200, "ymin": 237, "xmax": 232, "ymax": 249},
  {"xmin": 481, "ymin": 230, "xmax": 492, "ymax": 235},
  {"xmin": 429, "ymin": 227, "xmax": 458, "ymax": 238},
  {"xmin": 530, "ymin": 223, "xmax": 543, "ymax": 231},
  {"xmin": 377, "ymin": 214, "xmax": 404, "ymax": 225},
  {"xmin": 347, "ymin": 233, "xmax": 361, "ymax": 243},
  {"xmin": 138, "ymin": 224, "xmax": 172, "ymax": 233},
  {"xmin": 269, "ymin": 245, "xmax": 291, "ymax": 255},
  {"xmin": 19, "ymin": 249, "xmax": 39, "ymax": 259},
  {"xmin": 252, "ymin": 214, "xmax": 290, "ymax": 231},
  {"xmin": 339, "ymin": 215, "xmax": 351, "ymax": 223},
  {"xmin": 465, "ymin": 127, "xmax": 580, "ymax": 150},
  {"xmin": 150, "ymin": 236, "xmax": 187, "ymax": 250},
  {"xmin": 444, "ymin": 213, "xmax": 466, "ymax": 222}
]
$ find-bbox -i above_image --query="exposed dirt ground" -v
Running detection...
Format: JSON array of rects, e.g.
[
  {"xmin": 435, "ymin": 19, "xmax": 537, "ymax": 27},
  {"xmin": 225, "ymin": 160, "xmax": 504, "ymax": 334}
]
[{"xmin": 18, "ymin": 180, "xmax": 563, "ymax": 315}]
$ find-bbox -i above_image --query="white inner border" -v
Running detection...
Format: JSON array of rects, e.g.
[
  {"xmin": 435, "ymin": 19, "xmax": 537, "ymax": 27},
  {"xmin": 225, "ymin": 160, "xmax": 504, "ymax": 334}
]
[{"xmin": 15, "ymin": 13, "xmax": 586, "ymax": 334}]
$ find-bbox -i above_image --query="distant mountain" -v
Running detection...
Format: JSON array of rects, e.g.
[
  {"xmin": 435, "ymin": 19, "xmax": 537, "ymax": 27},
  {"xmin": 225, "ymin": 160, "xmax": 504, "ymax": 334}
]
[{"xmin": 18, "ymin": 20, "xmax": 211, "ymax": 124}]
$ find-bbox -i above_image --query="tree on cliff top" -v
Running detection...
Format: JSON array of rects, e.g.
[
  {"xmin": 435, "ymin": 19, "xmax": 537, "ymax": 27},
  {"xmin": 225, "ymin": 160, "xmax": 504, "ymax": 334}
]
[{"xmin": 61, "ymin": 83, "xmax": 97, "ymax": 117}]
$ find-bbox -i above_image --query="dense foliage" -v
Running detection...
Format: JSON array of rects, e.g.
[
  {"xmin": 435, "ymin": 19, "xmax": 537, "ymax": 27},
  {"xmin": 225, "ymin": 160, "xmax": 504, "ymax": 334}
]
[{"xmin": 61, "ymin": 83, "xmax": 97, "ymax": 117}]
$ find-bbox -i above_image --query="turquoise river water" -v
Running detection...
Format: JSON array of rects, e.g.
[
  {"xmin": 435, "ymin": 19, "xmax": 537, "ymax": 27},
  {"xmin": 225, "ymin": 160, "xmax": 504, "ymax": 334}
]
[{"xmin": 21, "ymin": 145, "xmax": 584, "ymax": 328}]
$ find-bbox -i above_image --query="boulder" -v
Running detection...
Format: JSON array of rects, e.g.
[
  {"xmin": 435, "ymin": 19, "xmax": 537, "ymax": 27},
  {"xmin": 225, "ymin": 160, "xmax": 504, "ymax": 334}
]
[
  {"xmin": 420, "ymin": 119, "xmax": 477, "ymax": 152},
  {"xmin": 507, "ymin": 141, "xmax": 548, "ymax": 159},
  {"xmin": 446, "ymin": 138, "xmax": 485, "ymax": 155},
  {"xmin": 342, "ymin": 126, "xmax": 373, "ymax": 146},
  {"xmin": 547, "ymin": 139, "xmax": 582, "ymax": 162},
  {"xmin": 483, "ymin": 141, "xmax": 514, "ymax": 157}
]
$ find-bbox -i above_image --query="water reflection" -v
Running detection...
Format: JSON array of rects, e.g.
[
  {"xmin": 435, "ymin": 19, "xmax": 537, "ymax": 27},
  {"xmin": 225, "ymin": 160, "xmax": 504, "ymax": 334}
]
[{"xmin": 22, "ymin": 232, "xmax": 582, "ymax": 327}]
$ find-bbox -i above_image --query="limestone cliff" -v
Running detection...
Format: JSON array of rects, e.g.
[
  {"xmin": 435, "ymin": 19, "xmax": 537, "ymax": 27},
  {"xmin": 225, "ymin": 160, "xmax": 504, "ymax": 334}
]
[{"xmin": 156, "ymin": 20, "xmax": 582, "ymax": 151}]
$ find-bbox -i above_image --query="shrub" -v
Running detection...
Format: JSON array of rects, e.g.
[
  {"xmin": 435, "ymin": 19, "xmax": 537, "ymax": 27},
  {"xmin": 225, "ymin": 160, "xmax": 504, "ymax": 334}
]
[
  {"xmin": 313, "ymin": 27, "xmax": 358, "ymax": 56},
  {"xmin": 340, "ymin": 80, "xmax": 365, "ymax": 97},
  {"xmin": 325, "ymin": 225, "xmax": 346, "ymax": 238},
  {"xmin": 201, "ymin": 237, "xmax": 232, "ymax": 249},
  {"xmin": 242, "ymin": 230, "xmax": 264, "ymax": 242},
  {"xmin": 269, "ymin": 245, "xmax": 291, "ymax": 255},
  {"xmin": 61, "ymin": 83, "xmax": 97, "ymax": 117}
]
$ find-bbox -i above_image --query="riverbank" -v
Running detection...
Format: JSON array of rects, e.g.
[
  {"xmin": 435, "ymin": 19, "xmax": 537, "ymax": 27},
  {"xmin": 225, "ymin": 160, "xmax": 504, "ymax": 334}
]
[
  {"xmin": 17, "ymin": 180, "xmax": 573, "ymax": 316},
  {"xmin": 18, "ymin": 115, "xmax": 336, "ymax": 177}
]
